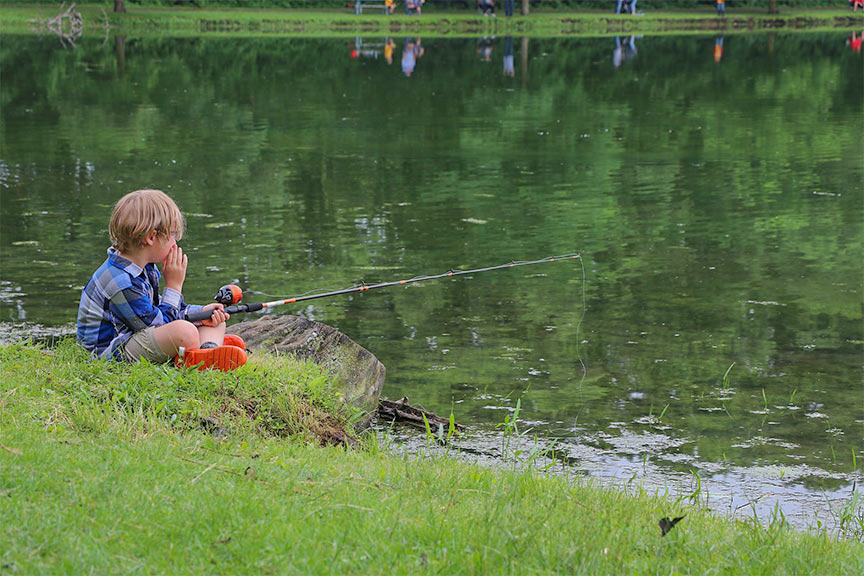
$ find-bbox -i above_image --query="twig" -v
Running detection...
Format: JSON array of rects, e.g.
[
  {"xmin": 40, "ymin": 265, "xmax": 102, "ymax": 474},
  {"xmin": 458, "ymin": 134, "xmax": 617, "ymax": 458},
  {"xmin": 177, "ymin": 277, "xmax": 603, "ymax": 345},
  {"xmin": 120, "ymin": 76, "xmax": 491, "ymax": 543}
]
[
  {"xmin": 175, "ymin": 455, "xmax": 270, "ymax": 485},
  {"xmin": 190, "ymin": 462, "xmax": 217, "ymax": 484},
  {"xmin": 1, "ymin": 443, "xmax": 23, "ymax": 456}
]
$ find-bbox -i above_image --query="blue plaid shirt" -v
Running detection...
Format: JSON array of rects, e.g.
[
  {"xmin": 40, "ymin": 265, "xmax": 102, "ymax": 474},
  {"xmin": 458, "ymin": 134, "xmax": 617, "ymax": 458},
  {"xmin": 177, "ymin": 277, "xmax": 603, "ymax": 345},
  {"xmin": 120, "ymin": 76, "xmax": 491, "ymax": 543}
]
[{"xmin": 77, "ymin": 248, "xmax": 203, "ymax": 360}]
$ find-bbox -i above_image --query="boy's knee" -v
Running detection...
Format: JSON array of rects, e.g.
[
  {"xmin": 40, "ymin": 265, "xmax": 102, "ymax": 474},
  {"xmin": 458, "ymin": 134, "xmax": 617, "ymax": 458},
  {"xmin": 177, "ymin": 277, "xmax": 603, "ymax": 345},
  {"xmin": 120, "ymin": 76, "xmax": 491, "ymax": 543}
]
[
  {"xmin": 172, "ymin": 320, "xmax": 200, "ymax": 343},
  {"xmin": 156, "ymin": 320, "xmax": 200, "ymax": 352}
]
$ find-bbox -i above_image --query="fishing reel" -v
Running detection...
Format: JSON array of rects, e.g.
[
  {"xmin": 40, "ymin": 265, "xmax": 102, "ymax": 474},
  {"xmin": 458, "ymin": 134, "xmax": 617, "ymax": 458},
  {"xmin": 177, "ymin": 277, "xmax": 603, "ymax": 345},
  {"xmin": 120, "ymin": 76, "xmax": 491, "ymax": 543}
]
[
  {"xmin": 187, "ymin": 283, "xmax": 259, "ymax": 323},
  {"xmin": 213, "ymin": 284, "xmax": 243, "ymax": 306}
]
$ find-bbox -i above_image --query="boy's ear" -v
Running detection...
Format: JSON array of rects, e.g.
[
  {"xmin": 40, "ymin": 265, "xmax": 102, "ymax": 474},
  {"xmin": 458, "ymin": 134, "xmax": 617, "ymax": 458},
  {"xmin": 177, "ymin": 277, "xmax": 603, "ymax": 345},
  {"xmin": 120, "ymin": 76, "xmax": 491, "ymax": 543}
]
[{"xmin": 141, "ymin": 230, "xmax": 158, "ymax": 246}]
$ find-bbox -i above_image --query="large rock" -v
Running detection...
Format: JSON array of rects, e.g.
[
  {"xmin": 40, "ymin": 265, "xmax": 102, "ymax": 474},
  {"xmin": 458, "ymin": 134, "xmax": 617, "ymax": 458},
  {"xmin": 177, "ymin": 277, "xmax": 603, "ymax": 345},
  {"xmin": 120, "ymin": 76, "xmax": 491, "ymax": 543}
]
[{"xmin": 227, "ymin": 315, "xmax": 385, "ymax": 419}]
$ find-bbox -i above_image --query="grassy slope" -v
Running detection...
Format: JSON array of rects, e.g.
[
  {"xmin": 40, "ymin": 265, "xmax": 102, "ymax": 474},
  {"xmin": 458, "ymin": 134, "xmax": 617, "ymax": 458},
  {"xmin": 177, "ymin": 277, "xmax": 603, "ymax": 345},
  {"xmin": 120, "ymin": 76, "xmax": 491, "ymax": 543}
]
[
  {"xmin": 1, "ymin": 343, "xmax": 862, "ymax": 574},
  {"xmin": 2, "ymin": 5, "xmax": 863, "ymax": 36}
]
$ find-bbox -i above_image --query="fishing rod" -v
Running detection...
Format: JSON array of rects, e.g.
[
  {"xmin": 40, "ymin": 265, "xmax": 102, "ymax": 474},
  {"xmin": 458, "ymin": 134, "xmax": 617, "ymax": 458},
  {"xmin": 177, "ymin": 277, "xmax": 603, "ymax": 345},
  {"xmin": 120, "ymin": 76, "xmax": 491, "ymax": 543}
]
[{"xmin": 186, "ymin": 253, "xmax": 581, "ymax": 323}]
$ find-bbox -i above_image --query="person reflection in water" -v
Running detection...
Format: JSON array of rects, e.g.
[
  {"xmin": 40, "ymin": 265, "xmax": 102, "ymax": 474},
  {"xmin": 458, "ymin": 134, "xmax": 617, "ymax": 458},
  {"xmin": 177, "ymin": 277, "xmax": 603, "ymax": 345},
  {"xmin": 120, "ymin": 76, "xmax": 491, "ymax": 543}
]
[
  {"xmin": 384, "ymin": 37, "xmax": 396, "ymax": 65},
  {"xmin": 402, "ymin": 37, "xmax": 424, "ymax": 76},
  {"xmin": 613, "ymin": 36, "xmax": 638, "ymax": 68},
  {"xmin": 477, "ymin": 37, "xmax": 494, "ymax": 62},
  {"xmin": 503, "ymin": 36, "xmax": 515, "ymax": 77},
  {"xmin": 847, "ymin": 31, "xmax": 863, "ymax": 52},
  {"xmin": 714, "ymin": 36, "xmax": 724, "ymax": 63}
]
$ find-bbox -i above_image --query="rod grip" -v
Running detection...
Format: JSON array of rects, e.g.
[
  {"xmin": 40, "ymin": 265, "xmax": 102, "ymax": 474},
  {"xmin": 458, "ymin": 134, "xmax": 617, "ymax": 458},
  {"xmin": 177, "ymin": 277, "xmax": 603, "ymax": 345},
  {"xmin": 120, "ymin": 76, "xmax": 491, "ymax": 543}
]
[{"xmin": 186, "ymin": 302, "xmax": 262, "ymax": 323}]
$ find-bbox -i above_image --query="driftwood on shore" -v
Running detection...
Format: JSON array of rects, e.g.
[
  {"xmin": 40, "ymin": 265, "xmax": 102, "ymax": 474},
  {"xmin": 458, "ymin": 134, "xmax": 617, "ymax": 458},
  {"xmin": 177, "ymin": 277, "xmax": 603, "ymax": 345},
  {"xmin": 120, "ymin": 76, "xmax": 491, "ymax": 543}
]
[{"xmin": 377, "ymin": 396, "xmax": 465, "ymax": 435}]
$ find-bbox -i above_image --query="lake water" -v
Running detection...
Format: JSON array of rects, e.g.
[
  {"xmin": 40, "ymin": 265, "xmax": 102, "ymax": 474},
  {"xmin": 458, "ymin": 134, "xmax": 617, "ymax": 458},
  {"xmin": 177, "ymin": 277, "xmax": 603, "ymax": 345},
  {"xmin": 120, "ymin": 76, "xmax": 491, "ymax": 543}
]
[{"xmin": 1, "ymin": 31, "xmax": 862, "ymax": 532}]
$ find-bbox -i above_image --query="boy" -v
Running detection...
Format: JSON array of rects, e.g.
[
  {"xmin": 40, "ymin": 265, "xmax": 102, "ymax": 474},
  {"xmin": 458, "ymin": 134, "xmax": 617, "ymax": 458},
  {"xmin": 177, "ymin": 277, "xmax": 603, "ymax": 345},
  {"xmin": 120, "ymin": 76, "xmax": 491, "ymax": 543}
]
[{"xmin": 77, "ymin": 189, "xmax": 247, "ymax": 371}]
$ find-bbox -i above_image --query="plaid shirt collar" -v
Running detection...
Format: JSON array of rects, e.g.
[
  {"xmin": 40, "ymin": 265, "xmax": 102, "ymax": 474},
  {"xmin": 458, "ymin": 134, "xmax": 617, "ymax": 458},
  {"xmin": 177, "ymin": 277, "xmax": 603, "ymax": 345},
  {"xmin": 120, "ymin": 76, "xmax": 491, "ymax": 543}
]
[{"xmin": 107, "ymin": 247, "xmax": 146, "ymax": 278}]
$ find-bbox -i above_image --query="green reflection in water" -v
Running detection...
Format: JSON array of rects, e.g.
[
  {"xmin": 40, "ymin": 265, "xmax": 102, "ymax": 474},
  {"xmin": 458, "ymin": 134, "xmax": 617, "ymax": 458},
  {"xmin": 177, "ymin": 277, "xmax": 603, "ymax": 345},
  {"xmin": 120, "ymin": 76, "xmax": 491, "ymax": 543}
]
[{"xmin": 1, "ymin": 33, "xmax": 861, "ymax": 486}]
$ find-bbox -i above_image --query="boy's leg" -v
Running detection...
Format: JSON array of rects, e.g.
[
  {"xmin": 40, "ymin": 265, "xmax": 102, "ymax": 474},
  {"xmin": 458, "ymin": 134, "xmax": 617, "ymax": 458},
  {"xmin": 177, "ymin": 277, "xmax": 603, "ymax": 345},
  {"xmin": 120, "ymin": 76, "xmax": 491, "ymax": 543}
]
[
  {"xmin": 123, "ymin": 323, "xmax": 197, "ymax": 364},
  {"xmin": 197, "ymin": 323, "xmax": 226, "ymax": 347}
]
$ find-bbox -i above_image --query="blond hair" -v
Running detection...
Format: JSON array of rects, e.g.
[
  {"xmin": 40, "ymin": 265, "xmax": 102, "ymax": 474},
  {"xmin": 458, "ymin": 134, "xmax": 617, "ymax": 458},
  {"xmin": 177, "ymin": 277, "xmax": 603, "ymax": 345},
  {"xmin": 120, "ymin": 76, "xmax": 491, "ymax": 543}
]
[{"xmin": 109, "ymin": 189, "xmax": 185, "ymax": 252}]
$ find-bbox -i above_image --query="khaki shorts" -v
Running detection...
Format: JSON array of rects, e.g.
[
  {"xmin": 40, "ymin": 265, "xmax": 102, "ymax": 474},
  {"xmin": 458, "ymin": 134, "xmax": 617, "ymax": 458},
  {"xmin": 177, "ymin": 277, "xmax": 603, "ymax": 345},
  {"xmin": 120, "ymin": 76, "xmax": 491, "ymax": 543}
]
[{"xmin": 123, "ymin": 326, "xmax": 172, "ymax": 364}]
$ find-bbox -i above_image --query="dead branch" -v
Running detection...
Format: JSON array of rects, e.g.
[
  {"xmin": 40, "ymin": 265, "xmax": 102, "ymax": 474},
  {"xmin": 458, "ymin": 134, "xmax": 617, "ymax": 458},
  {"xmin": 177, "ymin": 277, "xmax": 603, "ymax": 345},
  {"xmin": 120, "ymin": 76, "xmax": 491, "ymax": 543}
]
[{"xmin": 377, "ymin": 397, "xmax": 465, "ymax": 434}]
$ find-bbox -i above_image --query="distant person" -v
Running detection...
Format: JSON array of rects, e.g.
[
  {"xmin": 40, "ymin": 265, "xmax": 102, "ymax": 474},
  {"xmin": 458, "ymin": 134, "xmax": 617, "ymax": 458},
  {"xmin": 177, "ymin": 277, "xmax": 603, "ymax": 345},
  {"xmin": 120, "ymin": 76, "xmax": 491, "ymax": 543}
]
[
  {"xmin": 402, "ymin": 37, "xmax": 424, "ymax": 76},
  {"xmin": 852, "ymin": 0, "xmax": 864, "ymax": 12},
  {"xmin": 503, "ymin": 36, "xmax": 515, "ymax": 76},
  {"xmin": 385, "ymin": 0, "xmax": 396, "ymax": 14},
  {"xmin": 716, "ymin": 0, "xmax": 725, "ymax": 16},
  {"xmin": 616, "ymin": 0, "xmax": 637, "ymax": 15},
  {"xmin": 477, "ymin": 36, "xmax": 494, "ymax": 62},
  {"xmin": 406, "ymin": 0, "xmax": 424, "ymax": 14},
  {"xmin": 714, "ymin": 36, "xmax": 724, "ymax": 63},
  {"xmin": 504, "ymin": 0, "xmax": 515, "ymax": 17},
  {"xmin": 478, "ymin": 0, "xmax": 496, "ymax": 17}
]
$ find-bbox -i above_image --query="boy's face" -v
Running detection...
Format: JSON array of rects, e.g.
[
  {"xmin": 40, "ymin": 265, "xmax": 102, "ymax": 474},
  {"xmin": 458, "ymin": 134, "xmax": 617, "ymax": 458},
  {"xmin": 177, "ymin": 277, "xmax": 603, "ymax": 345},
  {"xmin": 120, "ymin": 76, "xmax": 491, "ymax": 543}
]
[{"xmin": 151, "ymin": 229, "xmax": 179, "ymax": 262}]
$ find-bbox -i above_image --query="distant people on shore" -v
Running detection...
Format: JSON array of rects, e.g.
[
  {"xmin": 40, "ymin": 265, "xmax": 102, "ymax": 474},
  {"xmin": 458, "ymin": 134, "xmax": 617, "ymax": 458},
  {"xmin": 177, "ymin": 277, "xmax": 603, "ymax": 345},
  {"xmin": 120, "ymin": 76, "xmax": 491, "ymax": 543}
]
[
  {"xmin": 478, "ymin": 0, "xmax": 496, "ymax": 16},
  {"xmin": 851, "ymin": 0, "xmax": 864, "ymax": 12},
  {"xmin": 385, "ymin": 0, "xmax": 396, "ymax": 14},
  {"xmin": 504, "ymin": 0, "xmax": 515, "ymax": 17},
  {"xmin": 503, "ymin": 36, "xmax": 515, "ymax": 76},
  {"xmin": 406, "ymin": 0, "xmax": 424, "ymax": 14},
  {"xmin": 716, "ymin": 0, "xmax": 725, "ymax": 16},
  {"xmin": 402, "ymin": 37, "xmax": 424, "ymax": 76}
]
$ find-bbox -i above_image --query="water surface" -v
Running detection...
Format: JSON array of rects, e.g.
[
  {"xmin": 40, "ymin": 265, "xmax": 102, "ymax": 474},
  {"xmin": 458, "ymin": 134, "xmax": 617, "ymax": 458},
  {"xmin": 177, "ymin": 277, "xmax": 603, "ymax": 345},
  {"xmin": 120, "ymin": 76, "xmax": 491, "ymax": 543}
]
[{"xmin": 1, "ymin": 31, "xmax": 862, "ymax": 531}]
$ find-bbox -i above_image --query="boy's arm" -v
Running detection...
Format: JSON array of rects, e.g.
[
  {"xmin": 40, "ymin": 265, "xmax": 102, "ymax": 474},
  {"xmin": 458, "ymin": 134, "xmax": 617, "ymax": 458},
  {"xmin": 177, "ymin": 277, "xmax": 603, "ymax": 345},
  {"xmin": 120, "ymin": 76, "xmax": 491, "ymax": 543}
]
[
  {"xmin": 158, "ymin": 287, "xmax": 204, "ymax": 323},
  {"xmin": 108, "ymin": 284, "xmax": 172, "ymax": 332}
]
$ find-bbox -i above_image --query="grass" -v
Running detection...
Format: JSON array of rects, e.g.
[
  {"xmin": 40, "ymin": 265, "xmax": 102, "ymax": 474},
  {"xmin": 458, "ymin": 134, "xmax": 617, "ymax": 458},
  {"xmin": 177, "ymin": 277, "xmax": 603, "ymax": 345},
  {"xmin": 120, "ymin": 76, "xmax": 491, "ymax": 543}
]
[
  {"xmin": 1, "ymin": 342, "xmax": 863, "ymax": 574},
  {"xmin": 2, "ymin": 4, "xmax": 863, "ymax": 37}
]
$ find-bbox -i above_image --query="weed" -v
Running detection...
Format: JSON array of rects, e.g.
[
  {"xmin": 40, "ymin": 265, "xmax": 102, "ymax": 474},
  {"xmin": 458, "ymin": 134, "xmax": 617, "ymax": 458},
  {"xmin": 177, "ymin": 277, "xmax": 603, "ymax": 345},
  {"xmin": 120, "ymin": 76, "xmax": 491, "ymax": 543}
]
[{"xmin": 722, "ymin": 362, "xmax": 735, "ymax": 388}]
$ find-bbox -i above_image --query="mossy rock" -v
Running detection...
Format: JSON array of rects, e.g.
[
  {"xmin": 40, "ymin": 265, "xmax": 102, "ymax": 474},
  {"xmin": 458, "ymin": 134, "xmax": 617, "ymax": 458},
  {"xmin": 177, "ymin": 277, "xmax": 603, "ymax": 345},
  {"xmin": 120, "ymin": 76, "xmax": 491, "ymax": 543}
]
[{"xmin": 227, "ymin": 315, "xmax": 385, "ymax": 420}]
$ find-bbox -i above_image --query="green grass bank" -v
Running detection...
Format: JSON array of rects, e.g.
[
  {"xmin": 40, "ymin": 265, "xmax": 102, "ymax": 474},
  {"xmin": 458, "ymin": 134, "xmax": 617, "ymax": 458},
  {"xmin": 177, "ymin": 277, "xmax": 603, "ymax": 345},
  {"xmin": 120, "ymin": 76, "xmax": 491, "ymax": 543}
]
[
  {"xmin": 1, "ymin": 343, "xmax": 862, "ymax": 574},
  {"xmin": 2, "ymin": 5, "xmax": 863, "ymax": 37}
]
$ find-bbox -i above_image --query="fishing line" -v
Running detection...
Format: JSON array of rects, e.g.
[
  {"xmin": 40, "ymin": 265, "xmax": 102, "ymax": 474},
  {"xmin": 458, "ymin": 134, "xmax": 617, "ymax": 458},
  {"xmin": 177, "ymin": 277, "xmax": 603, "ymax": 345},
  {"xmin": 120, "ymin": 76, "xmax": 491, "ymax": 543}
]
[{"xmin": 575, "ymin": 253, "xmax": 588, "ymax": 388}]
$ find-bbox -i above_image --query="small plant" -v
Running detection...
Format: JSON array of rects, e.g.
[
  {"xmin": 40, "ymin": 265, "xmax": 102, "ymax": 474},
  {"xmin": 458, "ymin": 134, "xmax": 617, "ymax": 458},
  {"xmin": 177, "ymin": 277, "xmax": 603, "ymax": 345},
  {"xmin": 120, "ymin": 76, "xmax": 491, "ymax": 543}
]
[
  {"xmin": 722, "ymin": 362, "xmax": 735, "ymax": 388},
  {"xmin": 835, "ymin": 491, "xmax": 864, "ymax": 541},
  {"xmin": 496, "ymin": 397, "xmax": 522, "ymax": 462},
  {"xmin": 676, "ymin": 469, "xmax": 702, "ymax": 506}
]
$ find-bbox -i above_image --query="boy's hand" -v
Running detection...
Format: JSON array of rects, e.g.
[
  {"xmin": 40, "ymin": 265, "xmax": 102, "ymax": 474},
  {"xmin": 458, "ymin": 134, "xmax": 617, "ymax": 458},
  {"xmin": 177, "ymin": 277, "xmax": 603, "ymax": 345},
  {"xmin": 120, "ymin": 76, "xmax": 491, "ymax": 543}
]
[
  {"xmin": 162, "ymin": 245, "xmax": 187, "ymax": 292},
  {"xmin": 199, "ymin": 303, "xmax": 229, "ymax": 327}
]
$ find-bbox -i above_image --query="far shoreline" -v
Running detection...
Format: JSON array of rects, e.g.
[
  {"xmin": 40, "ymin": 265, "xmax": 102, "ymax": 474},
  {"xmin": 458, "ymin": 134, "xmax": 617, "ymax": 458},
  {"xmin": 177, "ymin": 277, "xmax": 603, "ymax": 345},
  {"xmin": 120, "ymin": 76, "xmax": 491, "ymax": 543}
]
[{"xmin": 2, "ymin": 5, "xmax": 862, "ymax": 37}]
